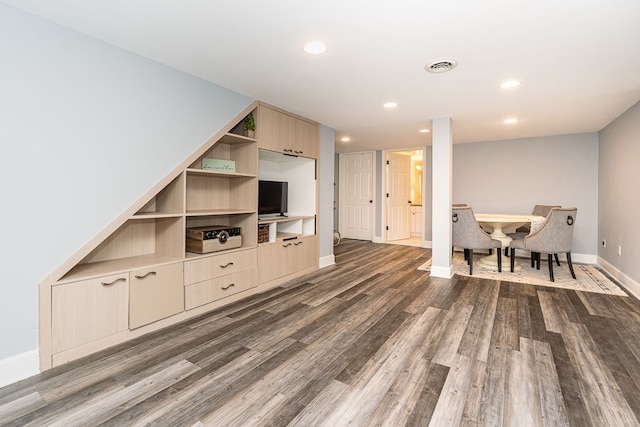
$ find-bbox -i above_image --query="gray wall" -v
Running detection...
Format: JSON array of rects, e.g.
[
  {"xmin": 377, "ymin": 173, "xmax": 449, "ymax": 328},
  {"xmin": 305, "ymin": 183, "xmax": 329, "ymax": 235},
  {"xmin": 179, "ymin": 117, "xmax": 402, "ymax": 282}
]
[
  {"xmin": 599, "ymin": 100, "xmax": 640, "ymax": 283},
  {"xmin": 319, "ymin": 125, "xmax": 336, "ymax": 260},
  {"xmin": 0, "ymin": 5, "xmax": 253, "ymax": 360},
  {"xmin": 451, "ymin": 133, "xmax": 599, "ymax": 255}
]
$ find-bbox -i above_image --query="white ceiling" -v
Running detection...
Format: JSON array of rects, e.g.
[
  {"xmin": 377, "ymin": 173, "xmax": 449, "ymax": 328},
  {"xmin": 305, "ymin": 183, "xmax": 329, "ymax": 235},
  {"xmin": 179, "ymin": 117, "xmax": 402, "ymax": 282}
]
[{"xmin": 4, "ymin": 0, "xmax": 640, "ymax": 152}]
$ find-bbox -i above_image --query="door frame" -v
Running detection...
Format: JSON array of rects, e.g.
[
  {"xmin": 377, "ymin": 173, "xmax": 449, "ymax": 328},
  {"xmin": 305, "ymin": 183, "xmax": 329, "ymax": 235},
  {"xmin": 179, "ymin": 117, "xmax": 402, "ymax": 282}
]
[
  {"xmin": 381, "ymin": 148, "xmax": 425, "ymax": 246},
  {"xmin": 338, "ymin": 151, "xmax": 376, "ymax": 241}
]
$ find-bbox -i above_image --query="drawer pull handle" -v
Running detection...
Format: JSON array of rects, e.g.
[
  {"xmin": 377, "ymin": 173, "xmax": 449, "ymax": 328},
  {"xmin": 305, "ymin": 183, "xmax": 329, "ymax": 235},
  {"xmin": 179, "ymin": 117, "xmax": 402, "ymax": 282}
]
[
  {"xmin": 221, "ymin": 283, "xmax": 235, "ymax": 291},
  {"xmin": 220, "ymin": 262, "xmax": 234, "ymax": 269},
  {"xmin": 101, "ymin": 277, "xmax": 126, "ymax": 286},
  {"xmin": 134, "ymin": 271, "xmax": 157, "ymax": 280},
  {"xmin": 283, "ymin": 243, "xmax": 292, "ymax": 247},
  {"xmin": 294, "ymin": 241, "xmax": 303, "ymax": 246}
]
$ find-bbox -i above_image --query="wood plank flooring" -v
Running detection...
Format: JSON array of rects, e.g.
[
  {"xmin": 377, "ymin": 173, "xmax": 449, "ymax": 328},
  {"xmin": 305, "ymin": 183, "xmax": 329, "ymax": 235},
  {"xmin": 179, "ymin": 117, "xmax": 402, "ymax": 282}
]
[{"xmin": 2, "ymin": 239, "xmax": 640, "ymax": 426}]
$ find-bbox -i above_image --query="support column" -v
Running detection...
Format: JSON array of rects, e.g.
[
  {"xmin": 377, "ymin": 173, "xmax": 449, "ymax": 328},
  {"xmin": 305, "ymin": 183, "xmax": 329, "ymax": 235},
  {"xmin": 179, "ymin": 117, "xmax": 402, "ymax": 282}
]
[{"xmin": 430, "ymin": 117, "xmax": 453, "ymax": 278}]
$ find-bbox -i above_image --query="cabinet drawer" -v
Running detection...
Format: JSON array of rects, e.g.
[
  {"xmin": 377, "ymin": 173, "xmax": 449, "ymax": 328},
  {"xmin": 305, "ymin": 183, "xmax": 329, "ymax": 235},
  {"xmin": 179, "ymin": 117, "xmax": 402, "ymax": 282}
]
[
  {"xmin": 184, "ymin": 249, "xmax": 257, "ymax": 285},
  {"xmin": 185, "ymin": 268, "xmax": 258, "ymax": 310},
  {"xmin": 129, "ymin": 263, "xmax": 184, "ymax": 329},
  {"xmin": 52, "ymin": 273, "xmax": 129, "ymax": 353}
]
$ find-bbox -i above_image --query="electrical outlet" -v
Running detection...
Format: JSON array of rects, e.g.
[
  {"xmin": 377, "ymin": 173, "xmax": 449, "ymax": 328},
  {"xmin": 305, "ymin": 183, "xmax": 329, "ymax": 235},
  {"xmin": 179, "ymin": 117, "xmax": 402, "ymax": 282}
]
[
  {"xmin": 602, "ymin": 239, "xmax": 607, "ymax": 248},
  {"xmin": 618, "ymin": 245, "xmax": 622, "ymax": 256}
]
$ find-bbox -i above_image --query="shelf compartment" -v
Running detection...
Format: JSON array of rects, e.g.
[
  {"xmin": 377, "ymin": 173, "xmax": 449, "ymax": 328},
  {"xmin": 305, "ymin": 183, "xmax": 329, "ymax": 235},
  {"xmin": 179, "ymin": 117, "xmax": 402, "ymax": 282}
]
[
  {"xmin": 63, "ymin": 217, "xmax": 185, "ymax": 283},
  {"xmin": 185, "ymin": 212, "xmax": 257, "ymax": 255},
  {"xmin": 189, "ymin": 133, "xmax": 258, "ymax": 176},
  {"xmin": 134, "ymin": 174, "xmax": 184, "ymax": 216},
  {"xmin": 186, "ymin": 173, "xmax": 257, "ymax": 213}
]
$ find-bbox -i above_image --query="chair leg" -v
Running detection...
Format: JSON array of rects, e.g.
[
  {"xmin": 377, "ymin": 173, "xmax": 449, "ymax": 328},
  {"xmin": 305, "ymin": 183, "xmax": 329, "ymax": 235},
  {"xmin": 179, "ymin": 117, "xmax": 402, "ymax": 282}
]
[
  {"xmin": 497, "ymin": 248, "xmax": 502, "ymax": 272},
  {"xmin": 504, "ymin": 247, "xmax": 509, "ymax": 257},
  {"xmin": 566, "ymin": 252, "xmax": 576, "ymax": 279},
  {"xmin": 536, "ymin": 252, "xmax": 541, "ymax": 270},
  {"xmin": 469, "ymin": 249, "xmax": 474, "ymax": 275},
  {"xmin": 531, "ymin": 252, "xmax": 535, "ymax": 268},
  {"xmin": 548, "ymin": 253, "xmax": 554, "ymax": 282},
  {"xmin": 510, "ymin": 248, "xmax": 516, "ymax": 272},
  {"xmin": 554, "ymin": 253, "xmax": 561, "ymax": 266}
]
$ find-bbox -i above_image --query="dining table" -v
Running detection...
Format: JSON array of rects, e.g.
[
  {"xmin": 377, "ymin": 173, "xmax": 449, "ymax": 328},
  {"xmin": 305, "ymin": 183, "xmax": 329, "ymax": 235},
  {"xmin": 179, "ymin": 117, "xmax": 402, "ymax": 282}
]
[{"xmin": 474, "ymin": 213, "xmax": 546, "ymax": 271}]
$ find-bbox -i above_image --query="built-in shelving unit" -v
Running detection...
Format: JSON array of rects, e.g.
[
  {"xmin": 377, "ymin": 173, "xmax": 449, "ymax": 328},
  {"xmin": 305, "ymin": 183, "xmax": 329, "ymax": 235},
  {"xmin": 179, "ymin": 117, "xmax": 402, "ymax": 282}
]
[{"xmin": 40, "ymin": 101, "xmax": 320, "ymax": 371}]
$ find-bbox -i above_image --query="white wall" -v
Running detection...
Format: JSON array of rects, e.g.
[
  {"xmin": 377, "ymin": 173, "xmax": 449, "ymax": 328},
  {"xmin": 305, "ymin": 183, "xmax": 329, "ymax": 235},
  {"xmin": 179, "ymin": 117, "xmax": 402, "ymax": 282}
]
[
  {"xmin": 0, "ymin": 4, "xmax": 253, "ymax": 369},
  {"xmin": 449, "ymin": 133, "xmax": 599, "ymax": 256},
  {"xmin": 599, "ymin": 100, "xmax": 640, "ymax": 285},
  {"xmin": 319, "ymin": 125, "xmax": 336, "ymax": 265}
]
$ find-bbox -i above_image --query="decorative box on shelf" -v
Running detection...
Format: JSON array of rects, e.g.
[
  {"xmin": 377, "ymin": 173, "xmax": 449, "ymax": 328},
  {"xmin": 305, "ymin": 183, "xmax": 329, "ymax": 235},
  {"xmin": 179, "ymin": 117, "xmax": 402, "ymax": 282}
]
[
  {"xmin": 258, "ymin": 224, "xmax": 270, "ymax": 244},
  {"xmin": 202, "ymin": 158, "xmax": 236, "ymax": 173}
]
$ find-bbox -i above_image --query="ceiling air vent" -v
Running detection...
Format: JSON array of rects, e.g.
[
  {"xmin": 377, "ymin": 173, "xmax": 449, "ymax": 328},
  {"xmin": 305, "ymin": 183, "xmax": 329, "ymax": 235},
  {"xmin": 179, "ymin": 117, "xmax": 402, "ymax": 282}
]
[{"xmin": 425, "ymin": 58, "xmax": 458, "ymax": 73}]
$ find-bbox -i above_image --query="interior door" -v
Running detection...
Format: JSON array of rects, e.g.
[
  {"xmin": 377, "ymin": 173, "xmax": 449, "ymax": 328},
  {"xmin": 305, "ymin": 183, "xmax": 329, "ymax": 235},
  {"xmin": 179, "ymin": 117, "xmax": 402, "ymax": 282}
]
[
  {"xmin": 386, "ymin": 152, "xmax": 411, "ymax": 241},
  {"xmin": 339, "ymin": 152, "xmax": 373, "ymax": 240}
]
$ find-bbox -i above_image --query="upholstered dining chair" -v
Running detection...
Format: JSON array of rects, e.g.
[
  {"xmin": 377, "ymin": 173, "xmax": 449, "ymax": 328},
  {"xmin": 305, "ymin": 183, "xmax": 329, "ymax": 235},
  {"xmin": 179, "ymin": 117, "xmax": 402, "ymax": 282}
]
[
  {"xmin": 509, "ymin": 207, "xmax": 577, "ymax": 282},
  {"xmin": 505, "ymin": 204, "xmax": 561, "ymax": 259},
  {"xmin": 452, "ymin": 206, "xmax": 502, "ymax": 275}
]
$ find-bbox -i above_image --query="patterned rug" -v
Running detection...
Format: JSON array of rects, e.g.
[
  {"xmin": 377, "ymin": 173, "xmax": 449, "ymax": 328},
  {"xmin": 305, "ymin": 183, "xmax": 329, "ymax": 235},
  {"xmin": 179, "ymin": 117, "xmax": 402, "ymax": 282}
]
[{"xmin": 418, "ymin": 253, "xmax": 626, "ymax": 296}]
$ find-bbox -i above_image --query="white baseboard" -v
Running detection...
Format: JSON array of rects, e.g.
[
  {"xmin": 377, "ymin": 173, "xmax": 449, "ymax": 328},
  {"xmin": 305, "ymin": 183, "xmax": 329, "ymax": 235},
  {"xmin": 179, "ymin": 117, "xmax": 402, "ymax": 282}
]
[
  {"xmin": 372, "ymin": 235, "xmax": 384, "ymax": 244},
  {"xmin": 430, "ymin": 265, "xmax": 454, "ymax": 279},
  {"xmin": 319, "ymin": 255, "xmax": 336, "ymax": 269},
  {"xmin": 423, "ymin": 240, "xmax": 432, "ymax": 248},
  {"xmin": 598, "ymin": 257, "xmax": 640, "ymax": 299},
  {"xmin": 0, "ymin": 348, "xmax": 39, "ymax": 388}
]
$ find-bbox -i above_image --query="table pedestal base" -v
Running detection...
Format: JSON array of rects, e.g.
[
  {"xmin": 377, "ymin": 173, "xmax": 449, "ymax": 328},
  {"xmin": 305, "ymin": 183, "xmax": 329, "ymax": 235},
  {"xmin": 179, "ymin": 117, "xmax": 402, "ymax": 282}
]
[{"xmin": 476, "ymin": 251, "xmax": 522, "ymax": 272}]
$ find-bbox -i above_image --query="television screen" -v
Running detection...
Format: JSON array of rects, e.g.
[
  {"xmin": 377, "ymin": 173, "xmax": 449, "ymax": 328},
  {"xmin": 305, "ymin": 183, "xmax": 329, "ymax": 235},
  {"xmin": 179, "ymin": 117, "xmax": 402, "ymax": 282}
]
[{"xmin": 258, "ymin": 180, "xmax": 288, "ymax": 216}]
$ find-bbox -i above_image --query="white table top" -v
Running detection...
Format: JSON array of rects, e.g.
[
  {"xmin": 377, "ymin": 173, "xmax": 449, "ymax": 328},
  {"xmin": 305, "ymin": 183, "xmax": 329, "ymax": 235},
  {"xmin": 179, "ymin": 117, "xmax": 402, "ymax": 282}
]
[{"xmin": 475, "ymin": 213, "xmax": 546, "ymax": 232}]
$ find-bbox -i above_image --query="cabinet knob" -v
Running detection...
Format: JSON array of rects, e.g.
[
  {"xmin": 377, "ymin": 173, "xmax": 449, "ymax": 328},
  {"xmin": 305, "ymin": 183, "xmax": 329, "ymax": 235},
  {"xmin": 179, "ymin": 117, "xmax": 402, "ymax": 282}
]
[
  {"xmin": 221, "ymin": 283, "xmax": 235, "ymax": 291},
  {"xmin": 294, "ymin": 241, "xmax": 303, "ymax": 246},
  {"xmin": 219, "ymin": 262, "xmax": 234, "ymax": 269}
]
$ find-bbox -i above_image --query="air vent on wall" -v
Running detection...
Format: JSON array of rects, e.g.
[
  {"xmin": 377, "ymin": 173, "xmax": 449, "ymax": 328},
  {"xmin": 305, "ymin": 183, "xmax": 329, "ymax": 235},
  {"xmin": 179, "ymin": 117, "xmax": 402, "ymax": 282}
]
[{"xmin": 425, "ymin": 58, "xmax": 458, "ymax": 73}]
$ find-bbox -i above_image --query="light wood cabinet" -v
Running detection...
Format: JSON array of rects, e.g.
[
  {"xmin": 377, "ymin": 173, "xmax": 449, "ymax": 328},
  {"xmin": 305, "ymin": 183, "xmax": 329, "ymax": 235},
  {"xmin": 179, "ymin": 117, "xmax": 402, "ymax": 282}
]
[
  {"xmin": 52, "ymin": 273, "xmax": 129, "ymax": 354},
  {"xmin": 258, "ymin": 235, "xmax": 317, "ymax": 285},
  {"xmin": 40, "ymin": 101, "xmax": 320, "ymax": 370},
  {"xmin": 184, "ymin": 248, "xmax": 258, "ymax": 310},
  {"xmin": 129, "ymin": 263, "xmax": 184, "ymax": 329},
  {"xmin": 258, "ymin": 104, "xmax": 318, "ymax": 159}
]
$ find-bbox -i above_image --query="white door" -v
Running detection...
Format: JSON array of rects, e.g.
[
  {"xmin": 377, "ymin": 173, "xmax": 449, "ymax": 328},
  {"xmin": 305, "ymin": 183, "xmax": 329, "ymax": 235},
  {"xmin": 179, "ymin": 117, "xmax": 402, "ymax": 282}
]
[
  {"xmin": 386, "ymin": 152, "xmax": 411, "ymax": 241},
  {"xmin": 339, "ymin": 152, "xmax": 373, "ymax": 240}
]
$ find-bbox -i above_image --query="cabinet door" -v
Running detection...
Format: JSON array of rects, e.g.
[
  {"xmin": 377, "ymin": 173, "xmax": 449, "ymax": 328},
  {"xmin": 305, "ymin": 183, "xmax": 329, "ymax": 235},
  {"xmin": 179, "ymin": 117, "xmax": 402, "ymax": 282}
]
[
  {"xmin": 259, "ymin": 106, "xmax": 293, "ymax": 153},
  {"xmin": 258, "ymin": 241, "xmax": 292, "ymax": 283},
  {"xmin": 185, "ymin": 268, "xmax": 258, "ymax": 310},
  {"xmin": 184, "ymin": 249, "xmax": 257, "ymax": 285},
  {"xmin": 52, "ymin": 273, "xmax": 129, "ymax": 353},
  {"xmin": 129, "ymin": 263, "xmax": 184, "ymax": 329},
  {"xmin": 294, "ymin": 119, "xmax": 319, "ymax": 159},
  {"xmin": 291, "ymin": 236, "xmax": 318, "ymax": 273}
]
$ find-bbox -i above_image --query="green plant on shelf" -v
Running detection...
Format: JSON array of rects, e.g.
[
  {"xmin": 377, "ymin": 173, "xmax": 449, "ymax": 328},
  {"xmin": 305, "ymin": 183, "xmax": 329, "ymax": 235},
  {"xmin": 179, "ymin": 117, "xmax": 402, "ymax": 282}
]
[{"xmin": 243, "ymin": 113, "xmax": 256, "ymax": 132}]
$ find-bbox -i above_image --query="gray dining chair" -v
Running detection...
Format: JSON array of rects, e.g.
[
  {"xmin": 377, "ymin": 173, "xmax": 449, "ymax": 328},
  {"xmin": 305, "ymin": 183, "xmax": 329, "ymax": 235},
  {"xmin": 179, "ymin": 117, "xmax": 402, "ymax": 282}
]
[
  {"xmin": 452, "ymin": 206, "xmax": 502, "ymax": 275},
  {"xmin": 509, "ymin": 207, "xmax": 577, "ymax": 282},
  {"xmin": 505, "ymin": 204, "xmax": 561, "ymax": 266}
]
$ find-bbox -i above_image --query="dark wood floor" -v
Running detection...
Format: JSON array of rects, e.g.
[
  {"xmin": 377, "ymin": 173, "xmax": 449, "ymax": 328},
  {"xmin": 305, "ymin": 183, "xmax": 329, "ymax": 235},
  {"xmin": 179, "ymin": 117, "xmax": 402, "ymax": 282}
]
[{"xmin": 2, "ymin": 240, "xmax": 640, "ymax": 426}]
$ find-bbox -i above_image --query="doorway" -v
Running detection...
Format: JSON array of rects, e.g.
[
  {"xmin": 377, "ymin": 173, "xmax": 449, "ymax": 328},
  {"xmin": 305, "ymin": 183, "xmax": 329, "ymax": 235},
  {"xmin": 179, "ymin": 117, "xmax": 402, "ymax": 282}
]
[
  {"xmin": 338, "ymin": 152, "xmax": 374, "ymax": 240},
  {"xmin": 384, "ymin": 149, "xmax": 424, "ymax": 247}
]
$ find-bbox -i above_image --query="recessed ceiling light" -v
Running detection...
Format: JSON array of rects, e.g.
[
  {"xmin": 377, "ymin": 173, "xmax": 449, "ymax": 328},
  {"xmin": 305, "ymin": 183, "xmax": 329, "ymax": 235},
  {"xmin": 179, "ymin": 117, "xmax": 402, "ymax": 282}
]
[
  {"xmin": 503, "ymin": 117, "xmax": 518, "ymax": 124},
  {"xmin": 419, "ymin": 129, "xmax": 430, "ymax": 133},
  {"xmin": 383, "ymin": 102, "xmax": 398, "ymax": 109},
  {"xmin": 341, "ymin": 136, "xmax": 351, "ymax": 142},
  {"xmin": 303, "ymin": 41, "xmax": 327, "ymax": 55},
  {"xmin": 500, "ymin": 80, "xmax": 521, "ymax": 89}
]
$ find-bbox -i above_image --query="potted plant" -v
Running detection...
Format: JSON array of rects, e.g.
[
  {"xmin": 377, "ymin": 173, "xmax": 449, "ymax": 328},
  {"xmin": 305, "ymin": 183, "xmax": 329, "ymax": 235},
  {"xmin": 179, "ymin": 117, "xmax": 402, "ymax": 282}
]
[{"xmin": 243, "ymin": 112, "xmax": 256, "ymax": 138}]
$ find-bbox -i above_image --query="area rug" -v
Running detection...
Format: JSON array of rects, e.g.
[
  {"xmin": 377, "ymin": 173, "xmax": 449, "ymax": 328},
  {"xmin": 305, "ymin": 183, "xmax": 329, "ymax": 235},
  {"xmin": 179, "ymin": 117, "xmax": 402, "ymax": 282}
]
[{"xmin": 418, "ymin": 253, "xmax": 626, "ymax": 296}]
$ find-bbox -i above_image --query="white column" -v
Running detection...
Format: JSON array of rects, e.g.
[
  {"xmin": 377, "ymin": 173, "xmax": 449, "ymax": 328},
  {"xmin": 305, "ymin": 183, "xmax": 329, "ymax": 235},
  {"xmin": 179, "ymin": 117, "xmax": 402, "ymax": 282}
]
[{"xmin": 430, "ymin": 117, "xmax": 453, "ymax": 278}]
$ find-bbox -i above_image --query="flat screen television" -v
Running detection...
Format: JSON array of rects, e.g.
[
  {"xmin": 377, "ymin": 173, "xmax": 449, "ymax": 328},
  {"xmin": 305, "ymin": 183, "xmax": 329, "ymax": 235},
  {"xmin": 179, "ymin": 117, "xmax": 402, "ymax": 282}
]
[{"xmin": 258, "ymin": 180, "xmax": 288, "ymax": 216}]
